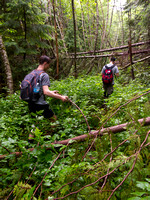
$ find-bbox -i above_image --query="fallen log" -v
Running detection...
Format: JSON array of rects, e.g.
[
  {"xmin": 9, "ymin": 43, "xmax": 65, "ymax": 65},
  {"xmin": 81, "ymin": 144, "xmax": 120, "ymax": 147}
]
[
  {"xmin": 68, "ymin": 49, "xmax": 150, "ymax": 59},
  {"xmin": 120, "ymin": 55, "xmax": 150, "ymax": 70},
  {"xmin": 69, "ymin": 41, "xmax": 150, "ymax": 55},
  {"xmin": 0, "ymin": 117, "xmax": 150, "ymax": 160},
  {"xmin": 53, "ymin": 117, "xmax": 150, "ymax": 145}
]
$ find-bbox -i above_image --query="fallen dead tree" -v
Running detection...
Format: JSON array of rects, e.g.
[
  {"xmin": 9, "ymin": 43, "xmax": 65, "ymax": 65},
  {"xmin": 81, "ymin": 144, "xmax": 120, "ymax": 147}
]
[
  {"xmin": 0, "ymin": 117, "xmax": 150, "ymax": 160},
  {"xmin": 53, "ymin": 117, "xmax": 150, "ymax": 145},
  {"xmin": 69, "ymin": 41, "xmax": 150, "ymax": 55},
  {"xmin": 120, "ymin": 55, "xmax": 150, "ymax": 70},
  {"xmin": 69, "ymin": 49, "xmax": 150, "ymax": 59}
]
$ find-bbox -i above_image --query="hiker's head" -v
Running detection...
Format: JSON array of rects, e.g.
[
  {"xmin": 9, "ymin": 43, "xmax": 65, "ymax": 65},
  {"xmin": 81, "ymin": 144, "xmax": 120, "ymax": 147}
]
[
  {"xmin": 39, "ymin": 55, "xmax": 51, "ymax": 64},
  {"xmin": 39, "ymin": 55, "xmax": 51, "ymax": 70},
  {"xmin": 110, "ymin": 57, "xmax": 116, "ymax": 63}
]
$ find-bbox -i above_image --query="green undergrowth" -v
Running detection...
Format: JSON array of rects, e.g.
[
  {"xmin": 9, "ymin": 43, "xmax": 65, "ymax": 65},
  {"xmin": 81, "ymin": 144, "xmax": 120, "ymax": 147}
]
[{"xmin": 0, "ymin": 75, "xmax": 150, "ymax": 200}]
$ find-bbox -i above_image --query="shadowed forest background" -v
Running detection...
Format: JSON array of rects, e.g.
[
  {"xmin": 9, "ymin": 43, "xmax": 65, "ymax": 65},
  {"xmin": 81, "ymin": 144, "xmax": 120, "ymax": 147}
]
[{"xmin": 0, "ymin": 0, "xmax": 150, "ymax": 199}]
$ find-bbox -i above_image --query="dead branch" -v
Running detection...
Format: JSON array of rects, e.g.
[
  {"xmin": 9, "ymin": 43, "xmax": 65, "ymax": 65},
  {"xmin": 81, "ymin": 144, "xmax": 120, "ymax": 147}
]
[
  {"xmin": 68, "ymin": 98, "xmax": 91, "ymax": 133},
  {"xmin": 32, "ymin": 150, "xmax": 63, "ymax": 198},
  {"xmin": 47, "ymin": 130, "xmax": 142, "ymax": 198},
  {"xmin": 107, "ymin": 130, "xmax": 150, "ymax": 200},
  {"xmin": 51, "ymin": 133, "xmax": 150, "ymax": 200}
]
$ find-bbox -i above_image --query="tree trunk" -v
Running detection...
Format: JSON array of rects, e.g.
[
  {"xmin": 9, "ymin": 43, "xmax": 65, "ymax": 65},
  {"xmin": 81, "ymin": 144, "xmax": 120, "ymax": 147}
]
[
  {"xmin": 52, "ymin": 0, "xmax": 59, "ymax": 79},
  {"xmin": 100, "ymin": 0, "xmax": 109, "ymax": 49},
  {"xmin": 86, "ymin": 0, "xmax": 92, "ymax": 49},
  {"xmin": 0, "ymin": 35, "xmax": 13, "ymax": 94},
  {"xmin": 128, "ymin": 8, "xmax": 135, "ymax": 80},
  {"xmin": 121, "ymin": 5, "xmax": 125, "ymax": 45},
  {"xmin": 80, "ymin": 0, "xmax": 87, "ymax": 51},
  {"xmin": 69, "ymin": 41, "xmax": 150, "ymax": 55},
  {"xmin": 93, "ymin": 0, "xmax": 100, "ymax": 52},
  {"xmin": 56, "ymin": 17, "xmax": 68, "ymax": 55},
  {"xmin": 107, "ymin": 0, "xmax": 115, "ymax": 47},
  {"xmin": 71, "ymin": 0, "xmax": 77, "ymax": 78}
]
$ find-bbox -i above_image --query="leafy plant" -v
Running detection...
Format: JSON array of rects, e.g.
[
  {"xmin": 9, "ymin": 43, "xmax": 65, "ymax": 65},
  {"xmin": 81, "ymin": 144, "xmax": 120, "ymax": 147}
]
[
  {"xmin": 0, "ymin": 75, "xmax": 150, "ymax": 199},
  {"xmin": 128, "ymin": 179, "xmax": 150, "ymax": 200}
]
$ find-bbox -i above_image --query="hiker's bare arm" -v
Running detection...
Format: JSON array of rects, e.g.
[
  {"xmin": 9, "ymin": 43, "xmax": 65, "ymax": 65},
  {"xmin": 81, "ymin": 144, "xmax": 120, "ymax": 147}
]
[
  {"xmin": 43, "ymin": 85, "xmax": 68, "ymax": 102},
  {"xmin": 115, "ymin": 73, "xmax": 119, "ymax": 77}
]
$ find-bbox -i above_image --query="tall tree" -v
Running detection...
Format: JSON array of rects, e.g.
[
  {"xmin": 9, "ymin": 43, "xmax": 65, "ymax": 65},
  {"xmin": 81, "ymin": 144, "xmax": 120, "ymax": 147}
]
[
  {"xmin": 71, "ymin": 0, "xmax": 77, "ymax": 78},
  {"xmin": 52, "ymin": 0, "xmax": 59, "ymax": 78},
  {"xmin": 0, "ymin": 35, "xmax": 13, "ymax": 94},
  {"xmin": 128, "ymin": 1, "xmax": 135, "ymax": 80}
]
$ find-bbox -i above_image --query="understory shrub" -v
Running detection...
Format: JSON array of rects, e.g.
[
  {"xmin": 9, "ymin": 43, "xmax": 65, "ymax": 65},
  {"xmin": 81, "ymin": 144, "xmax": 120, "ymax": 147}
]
[{"xmin": 0, "ymin": 75, "xmax": 150, "ymax": 200}]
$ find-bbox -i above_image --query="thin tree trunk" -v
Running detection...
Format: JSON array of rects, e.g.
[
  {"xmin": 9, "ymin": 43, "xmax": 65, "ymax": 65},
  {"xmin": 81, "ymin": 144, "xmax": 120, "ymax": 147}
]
[
  {"xmin": 86, "ymin": 0, "xmax": 92, "ymax": 49},
  {"xmin": 71, "ymin": 0, "xmax": 77, "ymax": 78},
  {"xmin": 114, "ymin": 10, "xmax": 120, "ymax": 47},
  {"xmin": 48, "ymin": 0, "xmax": 53, "ymax": 26},
  {"xmin": 56, "ymin": 17, "xmax": 68, "ymax": 55},
  {"xmin": 57, "ymin": 1, "xmax": 69, "ymax": 54},
  {"xmin": 100, "ymin": 0, "xmax": 109, "ymax": 49},
  {"xmin": 128, "ymin": 8, "xmax": 135, "ymax": 80},
  {"xmin": 107, "ymin": 0, "xmax": 115, "ymax": 47},
  {"xmin": 52, "ymin": 0, "xmax": 59, "ymax": 79},
  {"xmin": 99, "ymin": 0, "xmax": 105, "ymax": 31},
  {"xmin": 80, "ymin": 0, "xmax": 87, "ymax": 51},
  {"xmin": 23, "ymin": 7, "xmax": 27, "ymax": 60},
  {"xmin": 121, "ymin": 5, "xmax": 125, "ymax": 45},
  {"xmin": 94, "ymin": 0, "xmax": 100, "ymax": 52},
  {"xmin": 0, "ymin": 35, "xmax": 13, "ymax": 94}
]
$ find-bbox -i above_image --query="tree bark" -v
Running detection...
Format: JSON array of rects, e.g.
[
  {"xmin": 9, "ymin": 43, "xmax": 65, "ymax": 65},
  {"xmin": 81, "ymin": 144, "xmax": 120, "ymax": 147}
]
[
  {"xmin": 107, "ymin": 0, "xmax": 115, "ymax": 47},
  {"xmin": 121, "ymin": 5, "xmax": 125, "ymax": 45},
  {"xmin": 86, "ymin": 0, "xmax": 92, "ymax": 49},
  {"xmin": 52, "ymin": 0, "xmax": 59, "ymax": 79},
  {"xmin": 56, "ymin": 17, "xmax": 68, "ymax": 55},
  {"xmin": 93, "ymin": 0, "xmax": 100, "ymax": 52},
  {"xmin": 128, "ymin": 40, "xmax": 135, "ymax": 79},
  {"xmin": 0, "ymin": 35, "xmax": 13, "ymax": 94},
  {"xmin": 80, "ymin": 0, "xmax": 87, "ymax": 51},
  {"xmin": 71, "ymin": 0, "xmax": 77, "ymax": 78},
  {"xmin": 100, "ymin": 0, "xmax": 109, "ymax": 49},
  {"xmin": 128, "ymin": 7, "xmax": 135, "ymax": 80}
]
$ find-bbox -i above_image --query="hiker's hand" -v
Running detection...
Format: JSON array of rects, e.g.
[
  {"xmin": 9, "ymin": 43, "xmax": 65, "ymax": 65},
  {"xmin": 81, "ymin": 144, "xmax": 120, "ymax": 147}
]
[
  {"xmin": 53, "ymin": 90, "xmax": 59, "ymax": 94},
  {"xmin": 61, "ymin": 95, "xmax": 68, "ymax": 102}
]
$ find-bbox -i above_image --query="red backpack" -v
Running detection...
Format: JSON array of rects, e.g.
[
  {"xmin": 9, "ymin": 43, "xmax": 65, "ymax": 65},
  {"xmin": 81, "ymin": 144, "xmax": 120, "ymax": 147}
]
[{"xmin": 102, "ymin": 65, "xmax": 115, "ymax": 84}]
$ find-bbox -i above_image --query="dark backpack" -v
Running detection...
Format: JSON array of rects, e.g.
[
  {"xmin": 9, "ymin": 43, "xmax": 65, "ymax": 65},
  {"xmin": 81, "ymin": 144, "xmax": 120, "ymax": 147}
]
[
  {"xmin": 20, "ymin": 70, "xmax": 44, "ymax": 102},
  {"xmin": 102, "ymin": 65, "xmax": 115, "ymax": 84}
]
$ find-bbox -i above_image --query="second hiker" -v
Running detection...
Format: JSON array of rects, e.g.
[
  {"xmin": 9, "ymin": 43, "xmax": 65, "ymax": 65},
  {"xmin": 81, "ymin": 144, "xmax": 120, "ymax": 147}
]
[{"xmin": 101, "ymin": 57, "xmax": 119, "ymax": 98}]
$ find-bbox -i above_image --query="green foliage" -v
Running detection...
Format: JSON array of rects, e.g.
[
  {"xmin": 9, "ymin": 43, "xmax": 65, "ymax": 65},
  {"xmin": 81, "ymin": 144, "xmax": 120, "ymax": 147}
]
[
  {"xmin": 0, "ymin": 0, "xmax": 52, "ymax": 55},
  {"xmin": 128, "ymin": 179, "xmax": 150, "ymax": 200},
  {"xmin": 0, "ymin": 75, "xmax": 150, "ymax": 199},
  {"xmin": 13, "ymin": 182, "xmax": 37, "ymax": 200}
]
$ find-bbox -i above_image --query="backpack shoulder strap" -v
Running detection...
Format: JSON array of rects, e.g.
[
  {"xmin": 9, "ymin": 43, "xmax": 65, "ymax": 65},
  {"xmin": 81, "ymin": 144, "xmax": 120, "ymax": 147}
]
[{"xmin": 110, "ymin": 64, "xmax": 115, "ymax": 69}]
